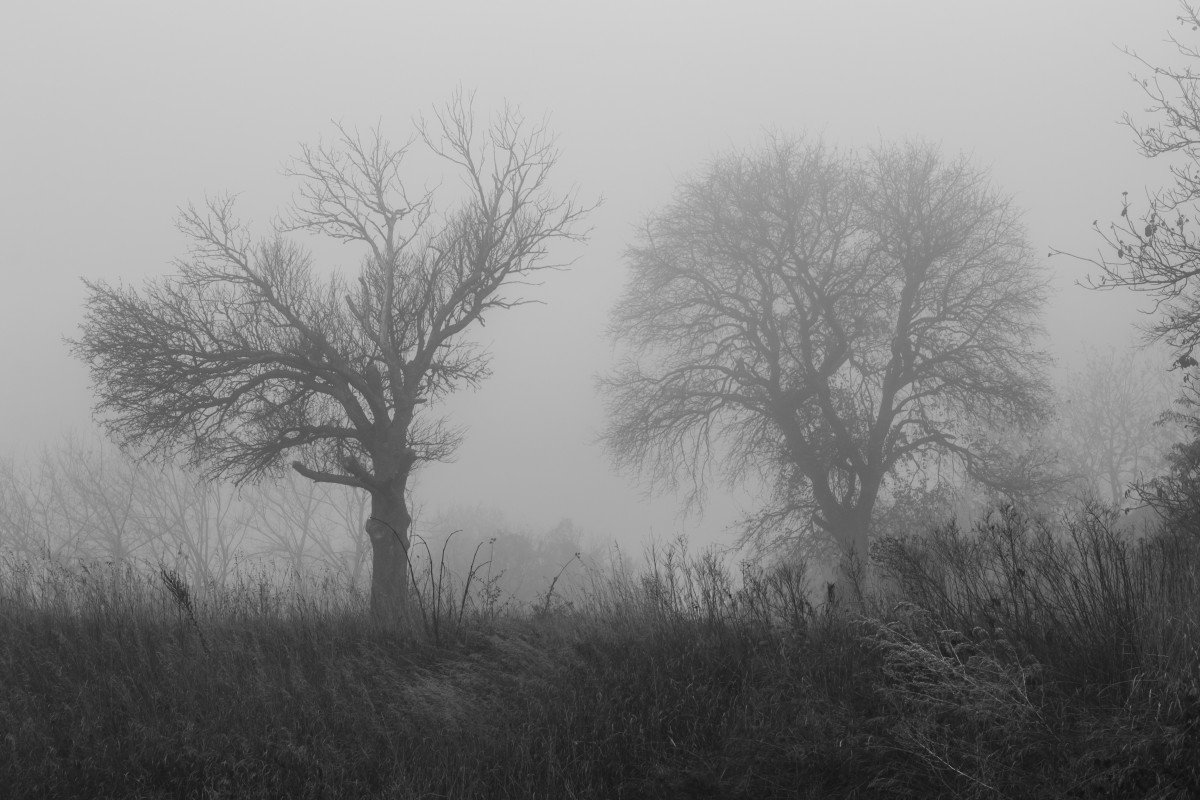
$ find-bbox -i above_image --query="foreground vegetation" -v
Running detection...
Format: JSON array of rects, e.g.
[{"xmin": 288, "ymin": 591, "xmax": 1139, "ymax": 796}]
[{"xmin": 1, "ymin": 506, "xmax": 1198, "ymax": 799}]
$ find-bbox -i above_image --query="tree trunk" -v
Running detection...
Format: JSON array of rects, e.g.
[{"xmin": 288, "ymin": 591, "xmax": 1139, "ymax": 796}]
[
  {"xmin": 1108, "ymin": 462, "xmax": 1122, "ymax": 506},
  {"xmin": 364, "ymin": 488, "xmax": 412, "ymax": 627},
  {"xmin": 829, "ymin": 507, "xmax": 873, "ymax": 612}
]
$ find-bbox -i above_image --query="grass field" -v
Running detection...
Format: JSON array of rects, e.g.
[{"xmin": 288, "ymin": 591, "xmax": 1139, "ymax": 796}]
[{"xmin": 1, "ymin": 506, "xmax": 1198, "ymax": 799}]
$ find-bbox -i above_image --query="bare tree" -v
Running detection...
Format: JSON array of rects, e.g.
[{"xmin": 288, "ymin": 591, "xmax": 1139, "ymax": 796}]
[
  {"xmin": 604, "ymin": 137, "xmax": 1049, "ymax": 602},
  {"xmin": 248, "ymin": 473, "xmax": 324, "ymax": 575},
  {"xmin": 312, "ymin": 481, "xmax": 371, "ymax": 587},
  {"xmin": 72, "ymin": 94, "xmax": 592, "ymax": 624},
  {"xmin": 1048, "ymin": 4, "xmax": 1200, "ymax": 523},
  {"xmin": 1050, "ymin": 345, "xmax": 1180, "ymax": 504},
  {"xmin": 56, "ymin": 433, "xmax": 160, "ymax": 564},
  {"xmin": 0, "ymin": 457, "xmax": 47, "ymax": 560},
  {"xmin": 0, "ymin": 440, "xmax": 101, "ymax": 562},
  {"xmin": 136, "ymin": 466, "xmax": 249, "ymax": 596},
  {"xmin": 1058, "ymin": 3, "xmax": 1200, "ymax": 366}
]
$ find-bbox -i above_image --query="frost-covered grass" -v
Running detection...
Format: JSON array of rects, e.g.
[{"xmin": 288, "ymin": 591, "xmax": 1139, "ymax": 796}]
[{"xmin": 0, "ymin": 507, "xmax": 1197, "ymax": 799}]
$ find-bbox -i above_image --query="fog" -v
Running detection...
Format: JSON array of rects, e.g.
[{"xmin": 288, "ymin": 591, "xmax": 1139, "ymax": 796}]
[{"xmin": 0, "ymin": 1, "xmax": 1184, "ymax": 552}]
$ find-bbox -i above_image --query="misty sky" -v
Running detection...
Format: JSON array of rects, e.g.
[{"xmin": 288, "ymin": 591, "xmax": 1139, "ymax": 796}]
[{"xmin": 0, "ymin": 1, "xmax": 1187, "ymax": 549}]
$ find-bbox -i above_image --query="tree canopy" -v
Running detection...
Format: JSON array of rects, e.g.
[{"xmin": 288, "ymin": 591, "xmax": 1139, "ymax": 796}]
[
  {"xmin": 604, "ymin": 137, "xmax": 1050, "ymax": 599},
  {"xmin": 73, "ymin": 95, "xmax": 592, "ymax": 622}
]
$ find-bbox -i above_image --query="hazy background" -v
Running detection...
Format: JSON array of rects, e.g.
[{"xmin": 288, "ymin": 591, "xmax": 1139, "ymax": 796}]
[{"xmin": 0, "ymin": 0, "xmax": 1184, "ymax": 551}]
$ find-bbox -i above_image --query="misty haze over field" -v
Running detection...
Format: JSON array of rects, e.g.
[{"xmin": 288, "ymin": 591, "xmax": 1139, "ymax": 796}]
[
  {"xmin": 12, "ymin": 4, "xmax": 1200, "ymax": 797},
  {"xmin": 0, "ymin": 1, "xmax": 1188, "ymax": 557}
]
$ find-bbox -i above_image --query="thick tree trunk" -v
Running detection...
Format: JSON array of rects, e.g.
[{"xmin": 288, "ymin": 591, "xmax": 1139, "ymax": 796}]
[
  {"xmin": 833, "ymin": 525, "xmax": 870, "ymax": 610},
  {"xmin": 364, "ymin": 488, "xmax": 412, "ymax": 627},
  {"xmin": 828, "ymin": 505, "xmax": 874, "ymax": 612}
]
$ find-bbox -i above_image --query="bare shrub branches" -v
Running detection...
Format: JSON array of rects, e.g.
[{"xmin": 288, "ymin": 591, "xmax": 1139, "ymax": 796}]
[{"xmin": 1057, "ymin": 3, "xmax": 1200, "ymax": 362}]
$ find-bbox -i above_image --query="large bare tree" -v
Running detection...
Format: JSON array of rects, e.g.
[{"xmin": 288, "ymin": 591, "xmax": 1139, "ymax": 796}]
[
  {"xmin": 604, "ymin": 137, "xmax": 1049, "ymax": 601},
  {"xmin": 73, "ymin": 95, "xmax": 591, "ymax": 624}
]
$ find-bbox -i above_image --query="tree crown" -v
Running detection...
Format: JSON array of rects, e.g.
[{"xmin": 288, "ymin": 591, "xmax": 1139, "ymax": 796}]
[
  {"xmin": 604, "ymin": 136, "xmax": 1049, "ymax": 549},
  {"xmin": 74, "ymin": 96, "xmax": 592, "ymax": 490}
]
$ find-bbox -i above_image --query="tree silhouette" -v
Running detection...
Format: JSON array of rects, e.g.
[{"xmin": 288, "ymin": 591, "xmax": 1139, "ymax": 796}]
[
  {"xmin": 604, "ymin": 137, "xmax": 1049, "ymax": 603},
  {"xmin": 1051, "ymin": 345, "xmax": 1179, "ymax": 505},
  {"xmin": 73, "ymin": 94, "xmax": 592, "ymax": 624}
]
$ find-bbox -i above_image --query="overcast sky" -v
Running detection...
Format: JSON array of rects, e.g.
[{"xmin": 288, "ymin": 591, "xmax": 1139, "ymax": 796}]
[{"xmin": 0, "ymin": 1, "xmax": 1187, "ymax": 549}]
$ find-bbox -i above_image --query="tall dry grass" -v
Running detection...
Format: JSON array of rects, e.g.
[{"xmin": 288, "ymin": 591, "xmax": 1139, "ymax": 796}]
[{"xmin": 0, "ymin": 504, "xmax": 1197, "ymax": 798}]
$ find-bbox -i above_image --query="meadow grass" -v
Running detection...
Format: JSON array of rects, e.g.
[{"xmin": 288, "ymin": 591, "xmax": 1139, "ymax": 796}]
[{"xmin": 0, "ymin": 506, "xmax": 1198, "ymax": 799}]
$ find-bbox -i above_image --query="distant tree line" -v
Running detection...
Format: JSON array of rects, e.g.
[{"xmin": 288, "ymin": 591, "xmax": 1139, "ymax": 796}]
[{"xmin": 0, "ymin": 434, "xmax": 597, "ymax": 607}]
